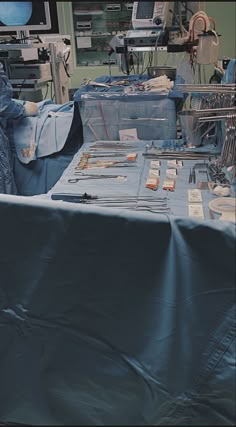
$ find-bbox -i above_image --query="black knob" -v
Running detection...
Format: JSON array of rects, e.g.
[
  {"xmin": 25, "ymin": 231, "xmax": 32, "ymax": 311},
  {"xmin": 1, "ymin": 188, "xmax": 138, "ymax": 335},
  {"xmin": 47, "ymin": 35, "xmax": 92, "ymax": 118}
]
[{"xmin": 153, "ymin": 17, "xmax": 162, "ymax": 25}]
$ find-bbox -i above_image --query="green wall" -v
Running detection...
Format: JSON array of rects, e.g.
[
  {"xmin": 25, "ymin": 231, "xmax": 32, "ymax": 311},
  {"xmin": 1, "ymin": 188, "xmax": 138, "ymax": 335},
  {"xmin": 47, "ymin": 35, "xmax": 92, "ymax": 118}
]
[
  {"xmin": 57, "ymin": 1, "xmax": 236, "ymax": 89},
  {"xmin": 205, "ymin": 1, "xmax": 236, "ymax": 58}
]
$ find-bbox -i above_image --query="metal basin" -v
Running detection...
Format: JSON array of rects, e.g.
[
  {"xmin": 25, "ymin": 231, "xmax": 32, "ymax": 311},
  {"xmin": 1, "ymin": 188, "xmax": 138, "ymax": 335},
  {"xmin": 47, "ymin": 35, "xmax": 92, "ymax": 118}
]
[
  {"xmin": 178, "ymin": 110, "xmax": 202, "ymax": 147},
  {"xmin": 147, "ymin": 66, "xmax": 176, "ymax": 81}
]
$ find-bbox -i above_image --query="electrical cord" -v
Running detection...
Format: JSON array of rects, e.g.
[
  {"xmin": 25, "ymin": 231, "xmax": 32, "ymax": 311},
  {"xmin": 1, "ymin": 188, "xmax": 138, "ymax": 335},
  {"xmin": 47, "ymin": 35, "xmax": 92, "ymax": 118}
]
[
  {"xmin": 154, "ymin": 30, "xmax": 163, "ymax": 67},
  {"xmin": 140, "ymin": 52, "xmax": 153, "ymax": 75},
  {"xmin": 140, "ymin": 52, "xmax": 150, "ymax": 75},
  {"xmin": 10, "ymin": 35, "xmax": 17, "ymax": 41},
  {"xmin": 121, "ymin": 62, "xmax": 128, "ymax": 75},
  {"xmin": 209, "ymin": 72, "xmax": 222, "ymax": 84},
  {"xmin": 180, "ymin": 1, "xmax": 194, "ymax": 16},
  {"xmin": 0, "ymin": 35, "xmax": 17, "ymax": 44},
  {"xmin": 16, "ymin": 78, "xmax": 27, "ymax": 99},
  {"xmin": 44, "ymin": 83, "xmax": 49, "ymax": 100},
  {"xmin": 169, "ymin": 8, "xmax": 180, "ymax": 25},
  {"xmin": 35, "ymin": 34, "xmax": 43, "ymax": 43},
  {"xmin": 50, "ymin": 81, "xmax": 53, "ymax": 100},
  {"xmin": 202, "ymin": 64, "xmax": 207, "ymax": 84},
  {"xmin": 132, "ymin": 52, "xmax": 138, "ymax": 74},
  {"xmin": 140, "ymin": 52, "xmax": 146, "ymax": 74},
  {"xmin": 64, "ymin": 50, "xmax": 71, "ymax": 63},
  {"xmin": 63, "ymin": 49, "xmax": 71, "ymax": 77},
  {"xmin": 198, "ymin": 64, "xmax": 202, "ymax": 84},
  {"xmin": 129, "ymin": 65, "xmax": 135, "ymax": 74},
  {"xmin": 62, "ymin": 58, "xmax": 71, "ymax": 78},
  {"xmin": 169, "ymin": 8, "xmax": 188, "ymax": 35},
  {"xmin": 7, "ymin": 35, "xmax": 43, "ymax": 44}
]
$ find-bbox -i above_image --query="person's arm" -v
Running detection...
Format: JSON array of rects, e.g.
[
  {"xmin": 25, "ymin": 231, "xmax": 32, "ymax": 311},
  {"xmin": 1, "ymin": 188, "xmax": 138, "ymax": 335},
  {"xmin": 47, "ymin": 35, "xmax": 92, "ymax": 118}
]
[{"xmin": 0, "ymin": 64, "xmax": 38, "ymax": 119}]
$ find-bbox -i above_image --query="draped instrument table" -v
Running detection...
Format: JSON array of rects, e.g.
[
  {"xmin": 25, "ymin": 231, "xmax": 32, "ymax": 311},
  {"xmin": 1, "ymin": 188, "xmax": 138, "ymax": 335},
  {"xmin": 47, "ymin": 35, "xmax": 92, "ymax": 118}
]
[{"xmin": 0, "ymin": 140, "xmax": 235, "ymax": 425}]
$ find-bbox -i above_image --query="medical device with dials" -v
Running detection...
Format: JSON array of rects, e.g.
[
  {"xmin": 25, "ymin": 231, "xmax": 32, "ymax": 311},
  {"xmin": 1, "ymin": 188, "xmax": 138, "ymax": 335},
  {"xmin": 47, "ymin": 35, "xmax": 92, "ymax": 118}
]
[
  {"xmin": 124, "ymin": 29, "xmax": 168, "ymax": 49},
  {"xmin": 132, "ymin": 1, "xmax": 173, "ymax": 29}
]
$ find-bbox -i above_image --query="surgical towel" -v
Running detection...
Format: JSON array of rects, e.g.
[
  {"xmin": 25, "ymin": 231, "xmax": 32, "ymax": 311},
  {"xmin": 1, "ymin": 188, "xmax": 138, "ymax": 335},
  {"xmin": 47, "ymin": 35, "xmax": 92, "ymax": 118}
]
[
  {"xmin": 8, "ymin": 102, "xmax": 84, "ymax": 196},
  {"xmin": 12, "ymin": 100, "xmax": 75, "ymax": 164},
  {"xmin": 0, "ymin": 194, "xmax": 235, "ymax": 425}
]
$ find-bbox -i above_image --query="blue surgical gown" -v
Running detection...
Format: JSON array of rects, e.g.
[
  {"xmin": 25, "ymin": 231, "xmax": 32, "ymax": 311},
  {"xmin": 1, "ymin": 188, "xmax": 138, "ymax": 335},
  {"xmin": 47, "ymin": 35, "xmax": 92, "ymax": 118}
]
[{"xmin": 0, "ymin": 64, "xmax": 25, "ymax": 194}]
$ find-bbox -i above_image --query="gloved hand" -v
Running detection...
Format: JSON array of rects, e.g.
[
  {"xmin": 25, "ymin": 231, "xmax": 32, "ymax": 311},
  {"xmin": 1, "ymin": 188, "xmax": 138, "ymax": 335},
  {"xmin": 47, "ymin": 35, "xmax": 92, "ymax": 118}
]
[{"xmin": 24, "ymin": 101, "xmax": 38, "ymax": 117}]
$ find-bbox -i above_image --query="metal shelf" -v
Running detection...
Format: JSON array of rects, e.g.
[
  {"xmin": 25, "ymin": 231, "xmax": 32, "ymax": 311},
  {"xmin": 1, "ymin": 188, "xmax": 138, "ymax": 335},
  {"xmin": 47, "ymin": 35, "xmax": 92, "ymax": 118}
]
[
  {"xmin": 72, "ymin": 1, "xmax": 132, "ymax": 68},
  {"xmin": 10, "ymin": 76, "xmax": 52, "ymax": 91}
]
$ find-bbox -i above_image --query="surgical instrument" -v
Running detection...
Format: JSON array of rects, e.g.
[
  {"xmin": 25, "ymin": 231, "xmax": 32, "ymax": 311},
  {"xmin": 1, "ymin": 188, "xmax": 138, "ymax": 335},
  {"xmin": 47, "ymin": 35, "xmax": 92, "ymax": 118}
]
[
  {"xmin": 90, "ymin": 142, "xmax": 137, "ymax": 150},
  {"xmin": 67, "ymin": 174, "xmax": 127, "ymax": 183},
  {"xmin": 50, "ymin": 193, "xmax": 168, "ymax": 202},
  {"xmin": 198, "ymin": 113, "xmax": 236, "ymax": 123},
  {"xmin": 194, "ymin": 107, "xmax": 236, "ymax": 115},
  {"xmin": 143, "ymin": 151, "xmax": 215, "ymax": 160},
  {"xmin": 80, "ymin": 162, "xmax": 137, "ymax": 170},
  {"xmin": 76, "ymin": 153, "xmax": 137, "ymax": 170},
  {"xmin": 206, "ymin": 163, "xmax": 230, "ymax": 184},
  {"xmin": 73, "ymin": 172, "xmax": 126, "ymax": 177},
  {"xmin": 189, "ymin": 168, "xmax": 193, "ymax": 183},
  {"xmin": 76, "ymin": 164, "xmax": 136, "ymax": 170},
  {"xmin": 82, "ymin": 152, "xmax": 129, "ymax": 158},
  {"xmin": 198, "ymin": 113, "xmax": 236, "ymax": 167},
  {"xmin": 51, "ymin": 193, "xmax": 170, "ymax": 214},
  {"xmin": 77, "ymin": 152, "xmax": 134, "ymax": 162},
  {"xmin": 175, "ymin": 84, "xmax": 236, "ymax": 94},
  {"xmin": 86, "ymin": 152, "xmax": 129, "ymax": 157}
]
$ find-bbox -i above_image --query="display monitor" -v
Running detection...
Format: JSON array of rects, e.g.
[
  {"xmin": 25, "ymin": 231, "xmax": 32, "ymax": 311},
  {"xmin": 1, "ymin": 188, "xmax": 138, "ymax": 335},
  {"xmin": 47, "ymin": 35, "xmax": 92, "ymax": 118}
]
[
  {"xmin": 0, "ymin": 1, "xmax": 51, "ymax": 32},
  {"xmin": 132, "ymin": 1, "xmax": 173, "ymax": 29},
  {"xmin": 136, "ymin": 2, "xmax": 155, "ymax": 19}
]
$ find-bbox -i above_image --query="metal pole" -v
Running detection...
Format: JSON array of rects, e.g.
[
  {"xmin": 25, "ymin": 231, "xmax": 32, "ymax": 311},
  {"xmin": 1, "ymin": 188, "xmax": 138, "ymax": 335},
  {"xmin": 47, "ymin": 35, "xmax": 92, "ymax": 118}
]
[
  {"xmin": 195, "ymin": 107, "xmax": 236, "ymax": 114},
  {"xmin": 199, "ymin": 114, "xmax": 236, "ymax": 122},
  {"xmin": 50, "ymin": 43, "xmax": 61, "ymax": 104}
]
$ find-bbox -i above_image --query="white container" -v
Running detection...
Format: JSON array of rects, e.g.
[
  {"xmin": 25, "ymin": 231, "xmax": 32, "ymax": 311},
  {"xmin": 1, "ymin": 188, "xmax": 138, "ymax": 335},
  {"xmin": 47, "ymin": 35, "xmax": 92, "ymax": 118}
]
[{"xmin": 196, "ymin": 30, "xmax": 219, "ymax": 65}]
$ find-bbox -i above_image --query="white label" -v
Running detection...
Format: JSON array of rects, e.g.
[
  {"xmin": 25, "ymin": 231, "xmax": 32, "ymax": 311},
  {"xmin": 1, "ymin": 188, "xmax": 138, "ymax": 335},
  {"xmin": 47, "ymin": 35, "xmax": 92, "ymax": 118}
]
[
  {"xmin": 119, "ymin": 128, "xmax": 138, "ymax": 141},
  {"xmin": 188, "ymin": 189, "xmax": 202, "ymax": 203},
  {"xmin": 188, "ymin": 204, "xmax": 204, "ymax": 218},
  {"xmin": 166, "ymin": 168, "xmax": 177, "ymax": 179},
  {"xmin": 167, "ymin": 159, "xmax": 183, "ymax": 169},
  {"xmin": 167, "ymin": 160, "xmax": 177, "ymax": 168},
  {"xmin": 76, "ymin": 37, "xmax": 92, "ymax": 49},
  {"xmin": 149, "ymin": 169, "xmax": 160, "ymax": 178},
  {"xmin": 150, "ymin": 160, "xmax": 161, "ymax": 169}
]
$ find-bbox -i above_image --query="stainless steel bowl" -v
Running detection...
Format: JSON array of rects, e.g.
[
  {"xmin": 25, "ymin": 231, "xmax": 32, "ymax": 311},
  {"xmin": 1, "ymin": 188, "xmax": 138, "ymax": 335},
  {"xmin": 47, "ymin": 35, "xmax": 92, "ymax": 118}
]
[
  {"xmin": 178, "ymin": 110, "xmax": 202, "ymax": 147},
  {"xmin": 147, "ymin": 66, "xmax": 176, "ymax": 81}
]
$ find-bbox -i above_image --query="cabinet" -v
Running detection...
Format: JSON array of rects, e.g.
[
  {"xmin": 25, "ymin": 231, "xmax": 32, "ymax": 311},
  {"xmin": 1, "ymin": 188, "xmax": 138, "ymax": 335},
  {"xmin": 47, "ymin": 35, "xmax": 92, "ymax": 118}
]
[{"xmin": 71, "ymin": 2, "xmax": 133, "ymax": 67}]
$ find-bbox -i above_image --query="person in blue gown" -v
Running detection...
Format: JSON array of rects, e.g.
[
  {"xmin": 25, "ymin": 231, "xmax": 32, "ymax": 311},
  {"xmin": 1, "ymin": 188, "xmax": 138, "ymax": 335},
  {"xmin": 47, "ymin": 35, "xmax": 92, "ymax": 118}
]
[{"xmin": 0, "ymin": 63, "xmax": 38, "ymax": 194}]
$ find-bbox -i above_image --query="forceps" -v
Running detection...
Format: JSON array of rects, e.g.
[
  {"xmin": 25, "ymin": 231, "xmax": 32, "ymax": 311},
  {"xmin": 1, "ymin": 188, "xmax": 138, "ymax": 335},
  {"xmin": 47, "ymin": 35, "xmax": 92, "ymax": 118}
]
[{"xmin": 68, "ymin": 173, "xmax": 126, "ymax": 183}]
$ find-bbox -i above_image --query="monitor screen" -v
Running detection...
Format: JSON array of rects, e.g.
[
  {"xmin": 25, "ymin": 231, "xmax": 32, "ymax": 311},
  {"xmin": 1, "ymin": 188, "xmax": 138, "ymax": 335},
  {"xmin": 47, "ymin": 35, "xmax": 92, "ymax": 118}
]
[
  {"xmin": 136, "ymin": 2, "xmax": 155, "ymax": 19},
  {"xmin": 0, "ymin": 1, "xmax": 51, "ymax": 32}
]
